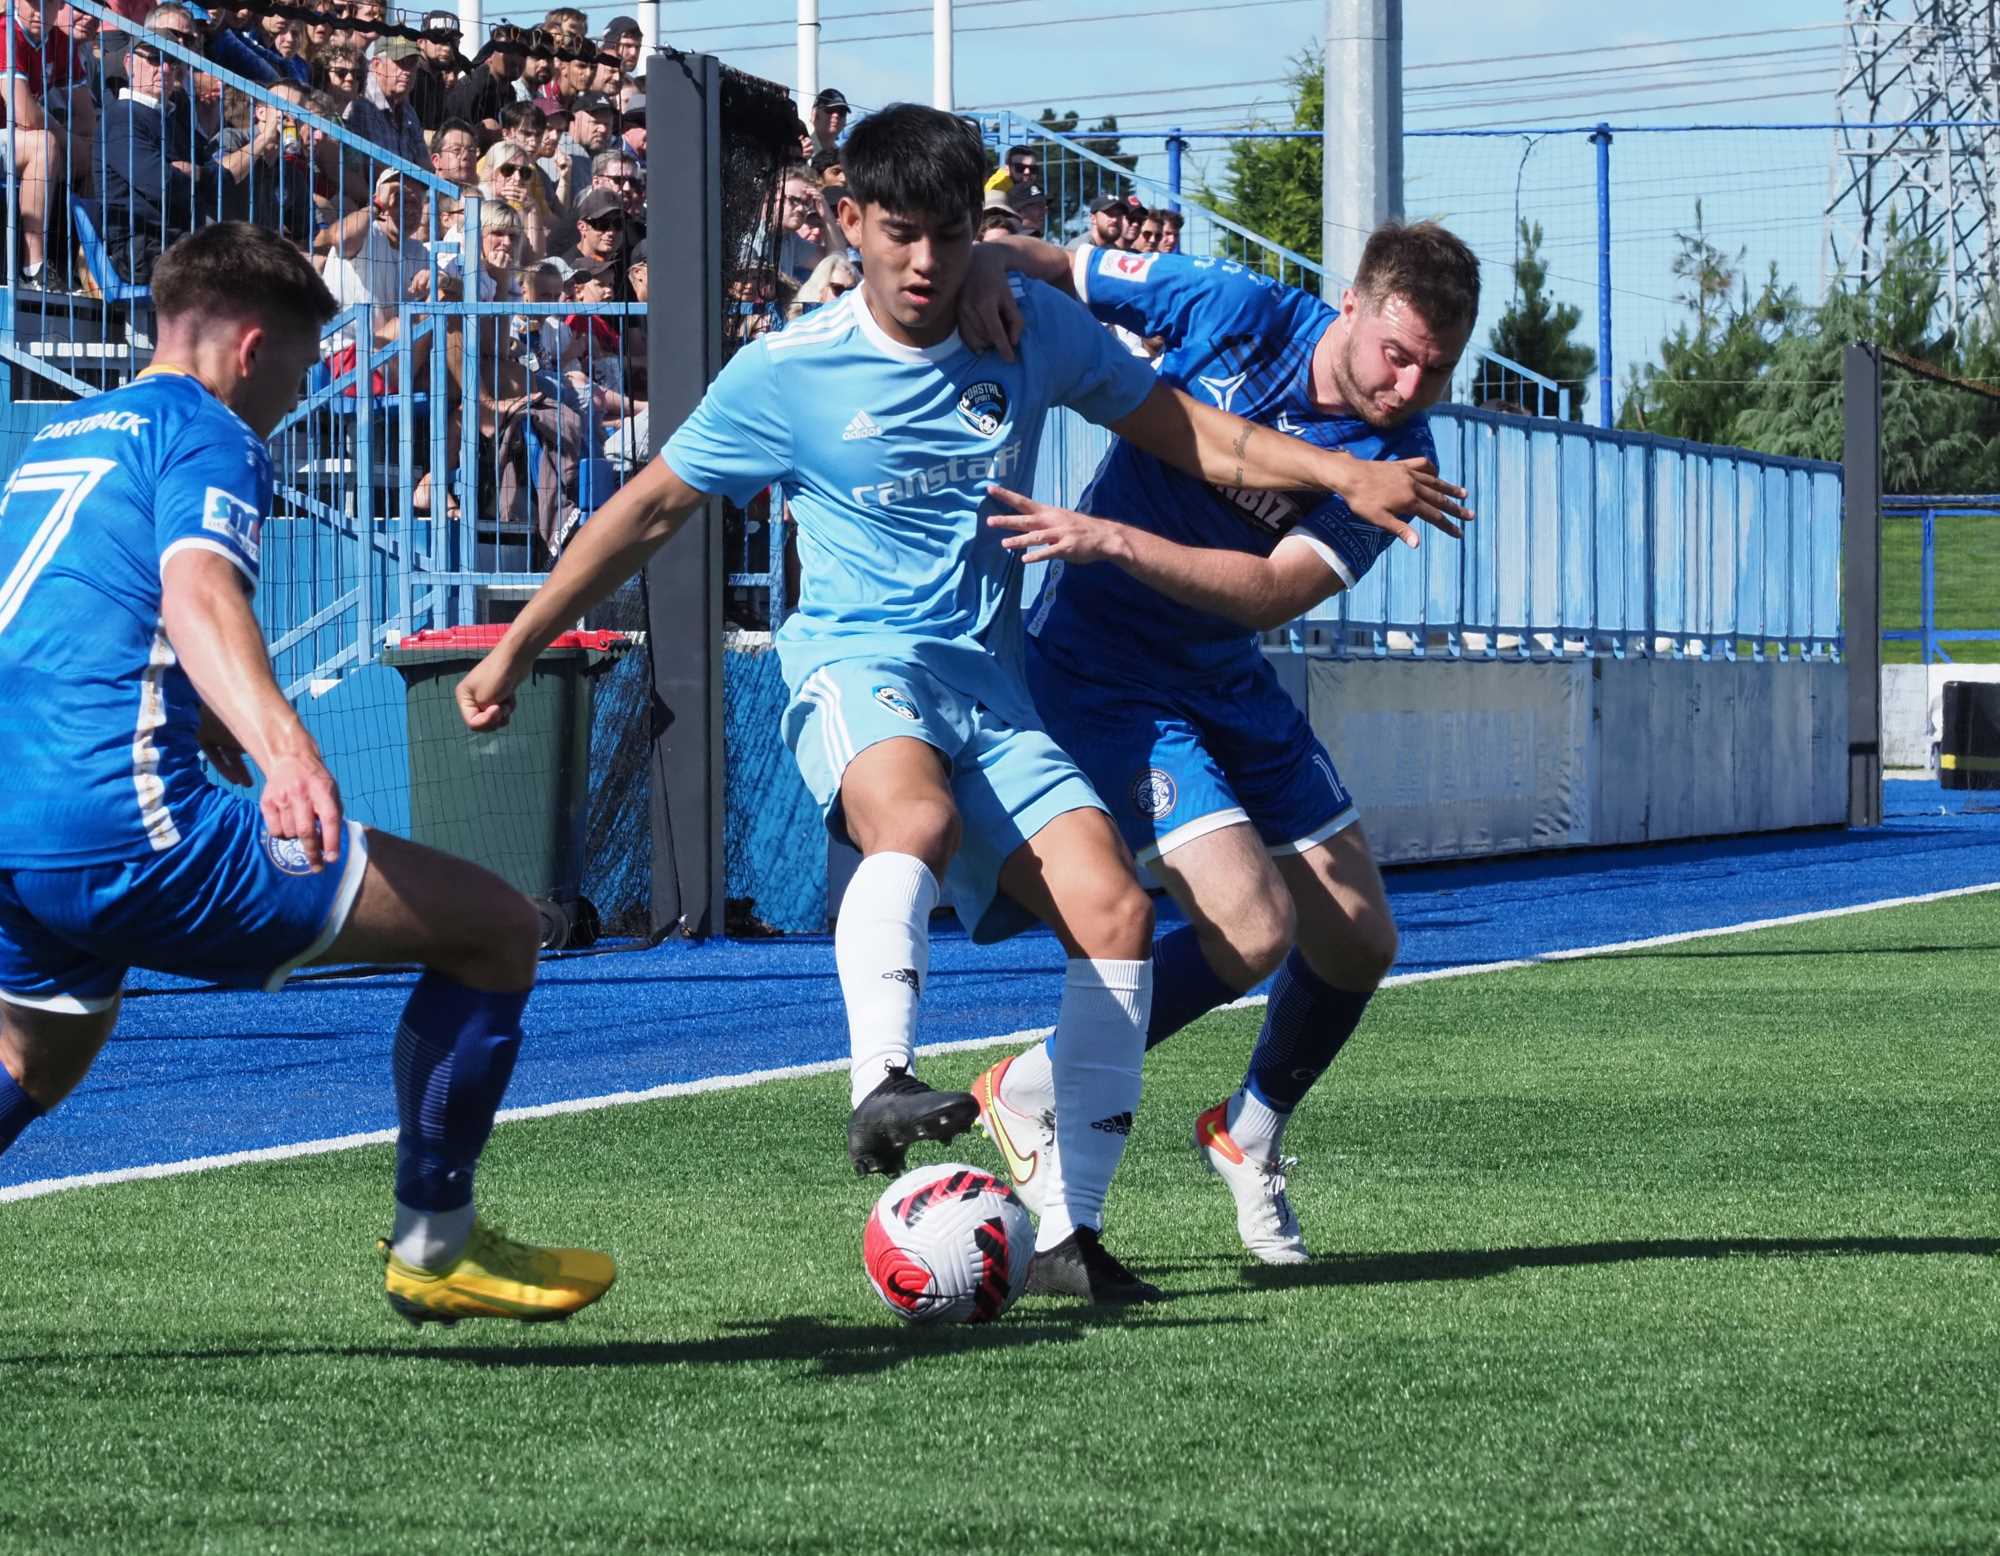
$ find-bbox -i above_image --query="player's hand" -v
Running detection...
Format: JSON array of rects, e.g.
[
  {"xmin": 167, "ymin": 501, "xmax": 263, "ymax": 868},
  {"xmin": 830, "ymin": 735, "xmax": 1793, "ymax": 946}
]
[
  {"xmin": 958, "ymin": 246, "xmax": 1024, "ymax": 363},
  {"xmin": 985, "ymin": 485, "xmax": 1124, "ymax": 565},
  {"xmin": 197, "ymin": 703, "xmax": 254, "ymax": 787},
  {"xmin": 456, "ymin": 655, "xmax": 520, "ymax": 732},
  {"xmin": 260, "ymin": 751, "xmax": 343, "ymax": 873},
  {"xmin": 1335, "ymin": 456, "xmax": 1474, "ymax": 546}
]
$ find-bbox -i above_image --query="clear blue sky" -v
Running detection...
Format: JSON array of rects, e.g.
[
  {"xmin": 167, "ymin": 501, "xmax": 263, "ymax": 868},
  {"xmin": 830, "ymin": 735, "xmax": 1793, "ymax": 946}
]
[{"xmin": 494, "ymin": 0, "xmax": 1856, "ymax": 400}]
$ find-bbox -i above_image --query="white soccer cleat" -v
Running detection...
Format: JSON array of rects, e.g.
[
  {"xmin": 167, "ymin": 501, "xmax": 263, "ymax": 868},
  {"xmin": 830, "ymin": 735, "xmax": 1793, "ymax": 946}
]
[
  {"xmin": 1194, "ymin": 1101, "xmax": 1310, "ymax": 1265},
  {"xmin": 971, "ymin": 1053, "xmax": 1057, "ymax": 1219}
]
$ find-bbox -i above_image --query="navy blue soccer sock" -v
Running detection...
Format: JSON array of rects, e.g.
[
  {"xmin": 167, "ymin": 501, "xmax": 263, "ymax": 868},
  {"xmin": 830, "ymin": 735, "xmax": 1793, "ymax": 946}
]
[
  {"xmin": 1243, "ymin": 948, "xmax": 1372, "ymax": 1114},
  {"xmin": 0, "ymin": 1064, "xmax": 43, "ymax": 1156},
  {"xmin": 391, "ymin": 972, "xmax": 529, "ymax": 1217},
  {"xmin": 1144, "ymin": 921, "xmax": 1240, "ymax": 1050}
]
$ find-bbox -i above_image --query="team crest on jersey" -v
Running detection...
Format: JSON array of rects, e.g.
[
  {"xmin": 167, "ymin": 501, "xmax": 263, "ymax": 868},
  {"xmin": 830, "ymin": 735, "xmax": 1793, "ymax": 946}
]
[
  {"xmin": 262, "ymin": 830, "xmax": 316, "ymax": 876},
  {"xmin": 873, "ymin": 686, "xmax": 921, "ymax": 721},
  {"xmin": 202, "ymin": 485, "xmax": 263, "ymax": 563},
  {"xmin": 1107, "ymin": 251, "xmax": 1160, "ymax": 282},
  {"xmin": 1131, "ymin": 767, "xmax": 1177, "ymax": 820},
  {"xmin": 955, "ymin": 381, "xmax": 1008, "ymax": 438}
]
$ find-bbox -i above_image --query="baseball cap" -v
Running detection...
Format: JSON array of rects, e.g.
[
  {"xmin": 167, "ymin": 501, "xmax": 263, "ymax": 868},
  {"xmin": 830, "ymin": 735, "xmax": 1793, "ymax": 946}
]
[
  {"xmin": 601, "ymin": 14, "xmax": 640, "ymax": 42},
  {"xmin": 368, "ymin": 34, "xmax": 423, "ymax": 62},
  {"xmin": 570, "ymin": 92, "xmax": 617, "ymax": 120},
  {"xmin": 1089, "ymin": 193, "xmax": 1125, "ymax": 215},
  {"xmin": 1006, "ymin": 182, "xmax": 1047, "ymax": 213},
  {"xmin": 576, "ymin": 187, "xmax": 625, "ymax": 223},
  {"xmin": 421, "ymin": 9, "xmax": 459, "ymax": 35},
  {"xmin": 537, "ymin": 255, "xmax": 577, "ymax": 282},
  {"xmin": 625, "ymin": 239, "xmax": 646, "ymax": 268},
  {"xmin": 570, "ymin": 254, "xmax": 616, "ymax": 280},
  {"xmin": 814, "ymin": 87, "xmax": 847, "ymax": 111},
  {"xmin": 980, "ymin": 189, "xmax": 1014, "ymax": 215}
]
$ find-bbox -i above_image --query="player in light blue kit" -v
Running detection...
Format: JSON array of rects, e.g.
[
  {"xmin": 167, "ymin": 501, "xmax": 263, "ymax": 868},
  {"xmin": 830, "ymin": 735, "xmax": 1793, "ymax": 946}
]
[
  {"xmin": 0, "ymin": 224, "xmax": 615, "ymax": 1326},
  {"xmin": 455, "ymin": 107, "xmax": 1462, "ymax": 1301},
  {"xmin": 960, "ymin": 223, "xmax": 1481, "ymax": 1265}
]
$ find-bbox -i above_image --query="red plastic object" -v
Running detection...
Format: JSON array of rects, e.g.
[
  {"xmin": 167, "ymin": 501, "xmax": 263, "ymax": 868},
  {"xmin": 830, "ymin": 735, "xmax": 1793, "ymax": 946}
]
[{"xmin": 396, "ymin": 626, "xmax": 629, "ymax": 652}]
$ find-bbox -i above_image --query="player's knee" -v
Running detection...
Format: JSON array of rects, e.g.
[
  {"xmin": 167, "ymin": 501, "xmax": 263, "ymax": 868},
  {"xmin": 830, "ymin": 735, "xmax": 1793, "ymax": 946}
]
[
  {"xmin": 1076, "ymin": 875, "xmax": 1152, "ymax": 961},
  {"xmin": 853, "ymin": 795, "xmax": 960, "ymax": 876},
  {"xmin": 1214, "ymin": 890, "xmax": 1295, "ymax": 984},
  {"xmin": 484, "ymin": 890, "xmax": 543, "ymax": 988},
  {"xmin": 1305, "ymin": 907, "xmax": 1398, "ymax": 989}
]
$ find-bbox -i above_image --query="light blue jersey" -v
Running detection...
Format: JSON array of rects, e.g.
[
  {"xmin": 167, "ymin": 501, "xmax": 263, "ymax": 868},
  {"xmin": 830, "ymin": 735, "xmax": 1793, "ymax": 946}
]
[
  {"xmin": 661, "ymin": 279, "xmax": 1159, "ymax": 940},
  {"xmin": 1029, "ymin": 249, "xmax": 1436, "ymax": 686},
  {"xmin": 662, "ymin": 279, "xmax": 1158, "ymax": 722},
  {"xmin": 0, "ymin": 370, "xmax": 271, "ymax": 868}
]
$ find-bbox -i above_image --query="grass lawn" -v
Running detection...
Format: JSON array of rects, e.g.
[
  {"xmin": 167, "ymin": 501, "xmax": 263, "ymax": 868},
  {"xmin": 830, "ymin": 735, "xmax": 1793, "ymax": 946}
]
[
  {"xmin": 2, "ymin": 896, "xmax": 1997, "ymax": 1554},
  {"xmin": 1883, "ymin": 510, "xmax": 2000, "ymax": 664}
]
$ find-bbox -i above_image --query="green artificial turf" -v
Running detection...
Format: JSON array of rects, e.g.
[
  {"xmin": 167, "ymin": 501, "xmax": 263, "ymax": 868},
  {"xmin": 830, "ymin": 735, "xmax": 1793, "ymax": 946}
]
[
  {"xmin": 2, "ymin": 897, "xmax": 1997, "ymax": 1554},
  {"xmin": 1882, "ymin": 511, "xmax": 2000, "ymax": 664}
]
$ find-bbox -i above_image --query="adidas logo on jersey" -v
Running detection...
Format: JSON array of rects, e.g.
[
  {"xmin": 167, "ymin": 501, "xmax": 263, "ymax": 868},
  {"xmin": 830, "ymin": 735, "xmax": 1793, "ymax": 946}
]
[
  {"xmin": 1091, "ymin": 1112, "xmax": 1134, "ymax": 1136},
  {"xmin": 842, "ymin": 410, "xmax": 883, "ymax": 441}
]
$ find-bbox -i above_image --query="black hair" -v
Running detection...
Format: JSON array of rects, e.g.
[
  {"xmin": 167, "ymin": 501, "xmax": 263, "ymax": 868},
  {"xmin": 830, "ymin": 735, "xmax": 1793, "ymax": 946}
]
[
  {"xmin": 839, "ymin": 103, "xmax": 984, "ymax": 224},
  {"xmin": 432, "ymin": 115, "xmax": 478, "ymax": 145},
  {"xmin": 1004, "ymin": 143, "xmax": 1032, "ymax": 161},
  {"xmin": 808, "ymin": 144, "xmax": 842, "ymax": 176},
  {"xmin": 498, "ymin": 98, "xmax": 545, "ymax": 134},
  {"xmin": 151, "ymin": 222, "xmax": 336, "ymax": 332}
]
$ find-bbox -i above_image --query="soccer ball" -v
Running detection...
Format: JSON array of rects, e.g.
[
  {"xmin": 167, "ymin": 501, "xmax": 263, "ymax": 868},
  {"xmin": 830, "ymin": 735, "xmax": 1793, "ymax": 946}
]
[{"xmin": 863, "ymin": 1162, "xmax": 1035, "ymax": 1324}]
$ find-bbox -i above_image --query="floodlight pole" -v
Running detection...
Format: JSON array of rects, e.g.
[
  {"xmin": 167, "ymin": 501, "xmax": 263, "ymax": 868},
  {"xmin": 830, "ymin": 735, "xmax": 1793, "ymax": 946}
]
[
  {"xmin": 456, "ymin": 0, "xmax": 480, "ymax": 48},
  {"xmin": 1322, "ymin": 0, "xmax": 1401, "ymax": 286},
  {"xmin": 637, "ymin": 0, "xmax": 658, "ymax": 52},
  {"xmin": 798, "ymin": 0, "xmax": 819, "ymax": 118},
  {"xmin": 1843, "ymin": 340, "xmax": 1883, "ymax": 828},
  {"xmin": 933, "ymin": 0, "xmax": 953, "ymax": 110}
]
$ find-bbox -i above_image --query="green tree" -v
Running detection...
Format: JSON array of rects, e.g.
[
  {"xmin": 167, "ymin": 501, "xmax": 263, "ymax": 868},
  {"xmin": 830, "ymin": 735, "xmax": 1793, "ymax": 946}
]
[
  {"xmin": 1478, "ymin": 219, "xmax": 1596, "ymax": 418},
  {"xmin": 1026, "ymin": 109, "xmax": 1138, "ymax": 244},
  {"xmin": 1617, "ymin": 201, "xmax": 1800, "ymax": 444},
  {"xmin": 1208, "ymin": 51, "xmax": 1323, "ymax": 289}
]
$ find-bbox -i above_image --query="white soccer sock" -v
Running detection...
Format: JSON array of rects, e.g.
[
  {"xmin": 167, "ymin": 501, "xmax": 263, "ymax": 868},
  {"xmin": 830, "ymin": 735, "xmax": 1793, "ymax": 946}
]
[
  {"xmin": 390, "ymin": 1199, "xmax": 475, "ymax": 1271},
  {"xmin": 1225, "ymin": 1086, "xmax": 1289, "ymax": 1162},
  {"xmin": 998, "ymin": 1035, "xmax": 1056, "ymax": 1115},
  {"xmin": 836, "ymin": 851, "xmax": 939, "ymax": 1108},
  {"xmin": 1036, "ymin": 958, "xmax": 1152, "ymax": 1252}
]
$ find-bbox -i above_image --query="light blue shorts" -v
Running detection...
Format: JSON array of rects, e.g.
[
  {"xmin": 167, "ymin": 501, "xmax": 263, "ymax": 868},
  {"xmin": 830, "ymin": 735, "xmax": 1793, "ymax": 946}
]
[
  {"xmin": 0, "ymin": 787, "xmax": 369, "ymax": 1013},
  {"xmin": 1027, "ymin": 640, "xmax": 1357, "ymax": 867},
  {"xmin": 782, "ymin": 656, "xmax": 1106, "ymax": 943}
]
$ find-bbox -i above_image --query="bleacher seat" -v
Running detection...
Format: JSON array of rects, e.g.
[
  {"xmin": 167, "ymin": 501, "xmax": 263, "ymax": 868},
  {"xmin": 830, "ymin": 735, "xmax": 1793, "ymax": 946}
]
[{"xmin": 68, "ymin": 197, "xmax": 149, "ymax": 305}]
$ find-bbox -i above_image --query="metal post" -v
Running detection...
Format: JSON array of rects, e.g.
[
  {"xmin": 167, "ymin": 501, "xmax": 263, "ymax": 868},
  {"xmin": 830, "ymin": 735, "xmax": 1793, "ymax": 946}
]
[
  {"xmin": 1922, "ymin": 506, "xmax": 1937, "ymax": 664},
  {"xmin": 1322, "ymin": 0, "xmax": 1401, "ymax": 286},
  {"xmin": 1591, "ymin": 122, "xmax": 1613, "ymax": 429},
  {"xmin": 1167, "ymin": 126, "xmax": 1184, "ymax": 208},
  {"xmin": 797, "ymin": 0, "xmax": 819, "ymax": 119},
  {"xmin": 456, "ymin": 0, "xmax": 480, "ymax": 50},
  {"xmin": 638, "ymin": 0, "xmax": 659, "ymax": 53},
  {"xmin": 644, "ymin": 53, "xmax": 727, "ymax": 937},
  {"xmin": 1843, "ymin": 342, "xmax": 1883, "ymax": 828},
  {"xmin": 932, "ymin": 0, "xmax": 953, "ymax": 110}
]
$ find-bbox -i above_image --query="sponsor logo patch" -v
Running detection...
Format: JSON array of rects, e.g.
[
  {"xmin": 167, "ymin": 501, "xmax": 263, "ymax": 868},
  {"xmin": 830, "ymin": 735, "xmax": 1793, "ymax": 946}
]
[
  {"xmin": 1131, "ymin": 767, "xmax": 1177, "ymax": 821},
  {"xmin": 955, "ymin": 380, "xmax": 1008, "ymax": 438},
  {"xmin": 1091, "ymin": 1112, "xmax": 1134, "ymax": 1136},
  {"xmin": 262, "ymin": 830, "xmax": 316, "ymax": 876},
  {"xmin": 202, "ymin": 485, "xmax": 264, "ymax": 564},
  {"xmin": 873, "ymin": 686, "xmax": 921, "ymax": 722},
  {"xmin": 882, "ymin": 966, "xmax": 920, "ymax": 992},
  {"xmin": 1107, "ymin": 252, "xmax": 1159, "ymax": 282},
  {"xmin": 842, "ymin": 409, "xmax": 882, "ymax": 441}
]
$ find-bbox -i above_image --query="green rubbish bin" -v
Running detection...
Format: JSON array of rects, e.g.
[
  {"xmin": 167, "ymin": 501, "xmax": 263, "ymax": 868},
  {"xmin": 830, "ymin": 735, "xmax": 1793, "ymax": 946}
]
[{"xmin": 382, "ymin": 625, "xmax": 632, "ymax": 949}]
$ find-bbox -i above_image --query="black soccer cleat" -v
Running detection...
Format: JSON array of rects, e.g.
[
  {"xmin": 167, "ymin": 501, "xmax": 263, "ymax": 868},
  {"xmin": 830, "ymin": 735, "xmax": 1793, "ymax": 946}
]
[
  {"xmin": 847, "ymin": 1064, "xmax": 981, "ymax": 1176},
  {"xmin": 1024, "ymin": 1227, "xmax": 1166, "ymax": 1304}
]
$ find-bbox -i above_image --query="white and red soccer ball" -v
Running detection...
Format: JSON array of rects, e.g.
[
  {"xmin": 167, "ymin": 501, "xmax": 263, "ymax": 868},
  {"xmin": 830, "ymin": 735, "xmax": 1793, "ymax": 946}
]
[{"xmin": 863, "ymin": 1162, "xmax": 1034, "ymax": 1324}]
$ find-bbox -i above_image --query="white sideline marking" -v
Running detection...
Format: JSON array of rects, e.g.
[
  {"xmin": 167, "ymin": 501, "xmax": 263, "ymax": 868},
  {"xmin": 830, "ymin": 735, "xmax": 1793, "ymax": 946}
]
[{"xmin": 6, "ymin": 879, "xmax": 1999, "ymax": 1206}]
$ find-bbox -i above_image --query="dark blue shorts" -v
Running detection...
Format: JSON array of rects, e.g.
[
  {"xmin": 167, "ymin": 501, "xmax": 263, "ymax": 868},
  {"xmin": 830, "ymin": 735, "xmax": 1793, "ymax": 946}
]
[{"xmin": 1027, "ymin": 641, "xmax": 1356, "ymax": 866}]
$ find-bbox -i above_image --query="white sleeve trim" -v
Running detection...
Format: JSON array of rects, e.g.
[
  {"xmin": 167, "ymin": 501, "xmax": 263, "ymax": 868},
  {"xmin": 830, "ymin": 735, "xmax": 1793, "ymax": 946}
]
[
  {"xmin": 1071, "ymin": 242, "xmax": 1095, "ymax": 304},
  {"xmin": 159, "ymin": 536, "xmax": 257, "ymax": 585},
  {"xmin": 1275, "ymin": 530, "xmax": 1355, "ymax": 591}
]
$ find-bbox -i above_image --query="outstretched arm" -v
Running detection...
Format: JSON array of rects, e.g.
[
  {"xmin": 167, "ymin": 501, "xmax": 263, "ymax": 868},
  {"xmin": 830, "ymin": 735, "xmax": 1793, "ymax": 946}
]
[
  {"xmin": 455, "ymin": 456, "xmax": 709, "ymax": 730},
  {"xmin": 987, "ymin": 486, "xmax": 1341, "ymax": 631},
  {"xmin": 1108, "ymin": 382, "xmax": 1471, "ymax": 543}
]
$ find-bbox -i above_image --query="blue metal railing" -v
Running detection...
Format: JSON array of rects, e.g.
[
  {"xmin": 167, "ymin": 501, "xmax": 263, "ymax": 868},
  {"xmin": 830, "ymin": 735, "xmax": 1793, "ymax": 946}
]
[
  {"xmin": 974, "ymin": 108, "xmax": 1570, "ymax": 420},
  {"xmin": 1881, "ymin": 496, "xmax": 2000, "ymax": 665}
]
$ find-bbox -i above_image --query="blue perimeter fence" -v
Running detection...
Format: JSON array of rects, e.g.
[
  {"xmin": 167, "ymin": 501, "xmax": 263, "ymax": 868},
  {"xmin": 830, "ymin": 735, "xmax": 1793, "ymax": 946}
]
[{"xmin": 1883, "ymin": 496, "xmax": 2000, "ymax": 665}]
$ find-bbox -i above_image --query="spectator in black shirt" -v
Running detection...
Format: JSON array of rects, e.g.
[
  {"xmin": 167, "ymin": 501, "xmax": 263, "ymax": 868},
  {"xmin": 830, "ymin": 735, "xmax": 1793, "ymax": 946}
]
[
  {"xmin": 445, "ymin": 23, "xmax": 526, "ymax": 144},
  {"xmin": 560, "ymin": 186, "xmax": 627, "ymax": 275},
  {"xmin": 407, "ymin": 9, "xmax": 462, "ymax": 130}
]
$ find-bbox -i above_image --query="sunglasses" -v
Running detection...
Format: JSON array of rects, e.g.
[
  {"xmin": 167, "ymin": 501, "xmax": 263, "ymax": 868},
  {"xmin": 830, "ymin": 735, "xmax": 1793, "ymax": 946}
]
[{"xmin": 327, "ymin": 66, "xmax": 356, "ymax": 79}]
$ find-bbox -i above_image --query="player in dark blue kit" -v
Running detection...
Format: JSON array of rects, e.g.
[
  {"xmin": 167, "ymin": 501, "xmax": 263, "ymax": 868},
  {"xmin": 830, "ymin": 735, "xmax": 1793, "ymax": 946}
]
[
  {"xmin": 0, "ymin": 224, "xmax": 613, "ymax": 1325},
  {"xmin": 959, "ymin": 222, "xmax": 1480, "ymax": 1264}
]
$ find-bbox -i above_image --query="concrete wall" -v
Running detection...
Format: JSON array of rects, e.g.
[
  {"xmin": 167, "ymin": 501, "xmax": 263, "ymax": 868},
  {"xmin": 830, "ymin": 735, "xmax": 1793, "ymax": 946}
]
[
  {"xmin": 1302, "ymin": 655, "xmax": 1848, "ymax": 863},
  {"xmin": 1881, "ymin": 663, "xmax": 2000, "ymax": 770}
]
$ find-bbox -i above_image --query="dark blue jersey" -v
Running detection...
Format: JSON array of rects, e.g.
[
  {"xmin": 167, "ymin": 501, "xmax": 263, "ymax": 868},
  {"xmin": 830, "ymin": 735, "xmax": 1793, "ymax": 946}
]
[
  {"xmin": 0, "ymin": 370, "xmax": 271, "ymax": 866},
  {"xmin": 1029, "ymin": 250, "xmax": 1434, "ymax": 681}
]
